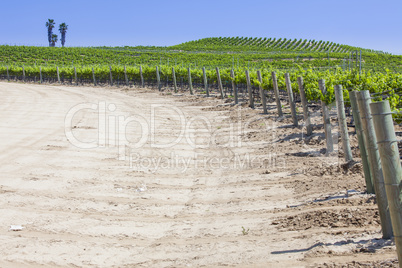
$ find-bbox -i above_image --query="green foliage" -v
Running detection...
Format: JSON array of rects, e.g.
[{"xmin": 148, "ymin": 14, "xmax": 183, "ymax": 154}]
[
  {"xmin": 0, "ymin": 41, "xmax": 400, "ymax": 72},
  {"xmin": 241, "ymin": 226, "xmax": 250, "ymax": 235},
  {"xmin": 0, "ymin": 38, "xmax": 401, "ymax": 118}
]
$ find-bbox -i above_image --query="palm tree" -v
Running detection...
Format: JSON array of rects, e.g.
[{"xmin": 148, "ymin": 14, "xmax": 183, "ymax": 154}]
[
  {"xmin": 59, "ymin": 23, "xmax": 68, "ymax": 47},
  {"xmin": 51, "ymin": 34, "xmax": 58, "ymax": 47},
  {"xmin": 45, "ymin": 19, "xmax": 55, "ymax": 47}
]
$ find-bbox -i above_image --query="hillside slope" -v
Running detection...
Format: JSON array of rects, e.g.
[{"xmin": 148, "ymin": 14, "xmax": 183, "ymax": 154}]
[{"xmin": 169, "ymin": 37, "xmax": 387, "ymax": 54}]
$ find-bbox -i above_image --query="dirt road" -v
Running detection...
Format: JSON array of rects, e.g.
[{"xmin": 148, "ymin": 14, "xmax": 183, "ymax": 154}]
[{"xmin": 0, "ymin": 82, "xmax": 397, "ymax": 267}]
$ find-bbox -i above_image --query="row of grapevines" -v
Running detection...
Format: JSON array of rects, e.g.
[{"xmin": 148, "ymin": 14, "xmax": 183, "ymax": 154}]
[{"xmin": 1, "ymin": 65, "xmax": 400, "ymax": 112}]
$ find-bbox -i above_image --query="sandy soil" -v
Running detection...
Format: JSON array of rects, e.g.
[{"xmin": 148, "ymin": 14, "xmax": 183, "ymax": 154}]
[{"xmin": 0, "ymin": 81, "xmax": 398, "ymax": 267}]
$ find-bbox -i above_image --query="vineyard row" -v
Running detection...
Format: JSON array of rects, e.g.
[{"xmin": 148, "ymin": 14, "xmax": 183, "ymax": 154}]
[{"xmin": 1, "ymin": 65, "xmax": 401, "ymax": 115}]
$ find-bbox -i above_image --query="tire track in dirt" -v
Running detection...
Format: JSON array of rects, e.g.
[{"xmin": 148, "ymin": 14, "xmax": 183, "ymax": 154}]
[{"xmin": 0, "ymin": 82, "xmax": 397, "ymax": 267}]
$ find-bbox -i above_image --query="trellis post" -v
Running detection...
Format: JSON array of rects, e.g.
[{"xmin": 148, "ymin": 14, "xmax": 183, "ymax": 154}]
[
  {"xmin": 318, "ymin": 79, "xmax": 333, "ymax": 153},
  {"xmin": 356, "ymin": 90, "xmax": 393, "ymax": 239},
  {"xmin": 156, "ymin": 66, "xmax": 161, "ymax": 91},
  {"xmin": 92, "ymin": 68, "xmax": 96, "ymax": 86},
  {"xmin": 124, "ymin": 66, "xmax": 129, "ymax": 87},
  {"xmin": 231, "ymin": 69, "xmax": 238, "ymax": 104},
  {"xmin": 297, "ymin": 77, "xmax": 312, "ymax": 135},
  {"xmin": 57, "ymin": 66, "xmax": 60, "ymax": 84},
  {"xmin": 202, "ymin": 67, "xmax": 209, "ymax": 97},
  {"xmin": 187, "ymin": 67, "xmax": 193, "ymax": 95},
  {"xmin": 74, "ymin": 67, "xmax": 78, "ymax": 85},
  {"xmin": 349, "ymin": 91, "xmax": 373, "ymax": 193},
  {"xmin": 139, "ymin": 66, "xmax": 144, "ymax": 88},
  {"xmin": 334, "ymin": 85, "xmax": 353, "ymax": 161},
  {"xmin": 284, "ymin": 73, "xmax": 298, "ymax": 126},
  {"xmin": 257, "ymin": 70, "xmax": 268, "ymax": 114},
  {"xmin": 216, "ymin": 67, "xmax": 224, "ymax": 99},
  {"xmin": 371, "ymin": 100, "xmax": 402, "ymax": 261},
  {"xmin": 271, "ymin": 71, "xmax": 283, "ymax": 117},
  {"xmin": 172, "ymin": 67, "xmax": 177, "ymax": 93},
  {"xmin": 246, "ymin": 70, "xmax": 254, "ymax": 108},
  {"xmin": 109, "ymin": 66, "xmax": 113, "ymax": 86}
]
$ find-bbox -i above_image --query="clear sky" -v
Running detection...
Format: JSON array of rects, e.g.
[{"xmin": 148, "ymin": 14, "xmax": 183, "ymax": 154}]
[{"xmin": 0, "ymin": 0, "xmax": 401, "ymax": 54}]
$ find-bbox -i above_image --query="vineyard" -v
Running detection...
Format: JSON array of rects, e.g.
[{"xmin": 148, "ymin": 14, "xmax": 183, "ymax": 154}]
[
  {"xmin": 0, "ymin": 37, "xmax": 402, "ymax": 114},
  {"xmin": 2, "ymin": 37, "xmax": 402, "ymax": 266},
  {"xmin": 1, "ymin": 37, "xmax": 402, "ymax": 71},
  {"xmin": 170, "ymin": 37, "xmax": 386, "ymax": 53},
  {"xmin": 1, "ymin": 65, "xmax": 402, "ymax": 116}
]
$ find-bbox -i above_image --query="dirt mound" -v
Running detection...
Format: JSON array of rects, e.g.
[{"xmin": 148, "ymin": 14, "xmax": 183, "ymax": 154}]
[
  {"xmin": 272, "ymin": 207, "xmax": 380, "ymax": 230},
  {"xmin": 318, "ymin": 258, "xmax": 398, "ymax": 268}
]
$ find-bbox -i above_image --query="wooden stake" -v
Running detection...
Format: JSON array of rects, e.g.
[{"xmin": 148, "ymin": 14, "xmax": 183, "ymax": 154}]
[
  {"xmin": 297, "ymin": 77, "xmax": 312, "ymax": 136},
  {"xmin": 231, "ymin": 69, "xmax": 238, "ymax": 104},
  {"xmin": 109, "ymin": 66, "xmax": 113, "ymax": 86},
  {"xmin": 92, "ymin": 68, "xmax": 96, "ymax": 86},
  {"xmin": 334, "ymin": 85, "xmax": 353, "ymax": 161},
  {"xmin": 257, "ymin": 70, "xmax": 268, "ymax": 114},
  {"xmin": 202, "ymin": 67, "xmax": 209, "ymax": 97},
  {"xmin": 271, "ymin": 71, "xmax": 283, "ymax": 117},
  {"xmin": 6, "ymin": 66, "xmax": 10, "ymax": 81},
  {"xmin": 371, "ymin": 100, "xmax": 402, "ymax": 261},
  {"xmin": 187, "ymin": 67, "xmax": 193, "ymax": 95},
  {"xmin": 57, "ymin": 66, "xmax": 60, "ymax": 84},
  {"xmin": 172, "ymin": 67, "xmax": 177, "ymax": 93},
  {"xmin": 124, "ymin": 66, "xmax": 129, "ymax": 87},
  {"xmin": 216, "ymin": 67, "xmax": 224, "ymax": 99},
  {"xmin": 318, "ymin": 79, "xmax": 333, "ymax": 153},
  {"xmin": 356, "ymin": 90, "xmax": 393, "ymax": 239},
  {"xmin": 39, "ymin": 67, "xmax": 42, "ymax": 83},
  {"xmin": 284, "ymin": 73, "xmax": 298, "ymax": 126},
  {"xmin": 74, "ymin": 67, "xmax": 78, "ymax": 85},
  {"xmin": 156, "ymin": 66, "xmax": 161, "ymax": 91},
  {"xmin": 246, "ymin": 70, "xmax": 254, "ymax": 108},
  {"xmin": 22, "ymin": 66, "xmax": 25, "ymax": 82},
  {"xmin": 349, "ymin": 91, "xmax": 373, "ymax": 193},
  {"xmin": 139, "ymin": 66, "xmax": 144, "ymax": 88}
]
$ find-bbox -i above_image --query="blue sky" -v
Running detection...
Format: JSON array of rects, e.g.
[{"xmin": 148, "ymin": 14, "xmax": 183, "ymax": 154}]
[{"xmin": 0, "ymin": 0, "xmax": 401, "ymax": 54}]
